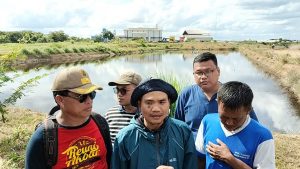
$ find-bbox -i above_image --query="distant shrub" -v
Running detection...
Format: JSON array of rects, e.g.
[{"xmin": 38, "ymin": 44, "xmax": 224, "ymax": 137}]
[
  {"xmin": 89, "ymin": 48, "xmax": 98, "ymax": 52},
  {"xmin": 32, "ymin": 49, "xmax": 44, "ymax": 57},
  {"xmin": 73, "ymin": 48, "xmax": 79, "ymax": 53},
  {"xmin": 45, "ymin": 48, "xmax": 55, "ymax": 54},
  {"xmin": 79, "ymin": 48, "xmax": 86, "ymax": 52},
  {"xmin": 94, "ymin": 46, "xmax": 107, "ymax": 52},
  {"xmin": 140, "ymin": 43, "xmax": 147, "ymax": 47},
  {"xmin": 64, "ymin": 48, "xmax": 72, "ymax": 53},
  {"xmin": 52, "ymin": 48, "xmax": 61, "ymax": 54},
  {"xmin": 20, "ymin": 49, "xmax": 31, "ymax": 56}
]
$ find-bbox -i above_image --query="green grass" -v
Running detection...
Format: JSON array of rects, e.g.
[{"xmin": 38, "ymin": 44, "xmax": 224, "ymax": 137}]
[
  {"xmin": 0, "ymin": 41, "xmax": 239, "ymax": 61},
  {"xmin": 153, "ymin": 72, "xmax": 191, "ymax": 116},
  {"xmin": 0, "ymin": 107, "xmax": 45, "ymax": 168}
]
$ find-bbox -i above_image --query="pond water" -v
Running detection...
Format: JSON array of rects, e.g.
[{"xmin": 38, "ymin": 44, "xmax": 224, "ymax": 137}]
[{"xmin": 1, "ymin": 51, "xmax": 300, "ymax": 133}]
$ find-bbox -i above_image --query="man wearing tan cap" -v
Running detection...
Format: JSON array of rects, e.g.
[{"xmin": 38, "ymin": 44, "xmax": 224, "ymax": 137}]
[
  {"xmin": 26, "ymin": 67, "xmax": 112, "ymax": 169},
  {"xmin": 104, "ymin": 71, "xmax": 142, "ymax": 144}
]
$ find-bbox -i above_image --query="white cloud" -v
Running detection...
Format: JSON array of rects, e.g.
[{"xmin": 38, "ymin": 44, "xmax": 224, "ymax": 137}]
[{"xmin": 0, "ymin": 0, "xmax": 299, "ymax": 40}]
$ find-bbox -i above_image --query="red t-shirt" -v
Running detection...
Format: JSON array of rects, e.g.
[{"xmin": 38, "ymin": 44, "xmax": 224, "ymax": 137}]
[{"xmin": 53, "ymin": 118, "xmax": 107, "ymax": 169}]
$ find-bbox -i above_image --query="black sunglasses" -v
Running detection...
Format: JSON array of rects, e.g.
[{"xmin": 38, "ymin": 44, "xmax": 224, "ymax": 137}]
[
  {"xmin": 113, "ymin": 87, "xmax": 127, "ymax": 95},
  {"xmin": 65, "ymin": 91, "xmax": 96, "ymax": 103}
]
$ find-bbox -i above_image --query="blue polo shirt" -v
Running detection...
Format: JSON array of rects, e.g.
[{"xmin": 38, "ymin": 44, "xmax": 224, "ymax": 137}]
[
  {"xmin": 195, "ymin": 114, "xmax": 275, "ymax": 169},
  {"xmin": 174, "ymin": 84, "xmax": 258, "ymax": 140}
]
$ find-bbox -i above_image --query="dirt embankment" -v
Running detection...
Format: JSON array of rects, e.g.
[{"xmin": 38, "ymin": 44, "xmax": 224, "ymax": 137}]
[
  {"xmin": 239, "ymin": 44, "xmax": 300, "ymax": 113},
  {"xmin": 11, "ymin": 52, "xmax": 114, "ymax": 70}
]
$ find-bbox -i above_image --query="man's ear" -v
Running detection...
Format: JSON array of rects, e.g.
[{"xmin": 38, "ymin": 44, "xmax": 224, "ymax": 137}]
[
  {"xmin": 216, "ymin": 66, "xmax": 221, "ymax": 76},
  {"xmin": 247, "ymin": 107, "xmax": 253, "ymax": 115},
  {"xmin": 55, "ymin": 95, "xmax": 64, "ymax": 108}
]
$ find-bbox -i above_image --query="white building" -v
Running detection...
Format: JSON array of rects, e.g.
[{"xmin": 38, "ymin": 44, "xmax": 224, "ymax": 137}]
[
  {"xmin": 123, "ymin": 27, "xmax": 162, "ymax": 42},
  {"xmin": 182, "ymin": 30, "xmax": 213, "ymax": 42}
]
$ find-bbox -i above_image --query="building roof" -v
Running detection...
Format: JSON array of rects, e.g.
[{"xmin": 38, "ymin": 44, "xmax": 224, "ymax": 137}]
[
  {"xmin": 183, "ymin": 30, "xmax": 210, "ymax": 35},
  {"xmin": 124, "ymin": 27, "xmax": 162, "ymax": 31}
]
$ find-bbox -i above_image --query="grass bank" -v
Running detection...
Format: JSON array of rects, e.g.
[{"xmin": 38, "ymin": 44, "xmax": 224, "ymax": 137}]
[
  {"xmin": 0, "ymin": 107, "xmax": 299, "ymax": 168},
  {"xmin": 238, "ymin": 43, "xmax": 300, "ymax": 111},
  {"xmin": 0, "ymin": 41, "xmax": 237, "ymax": 70}
]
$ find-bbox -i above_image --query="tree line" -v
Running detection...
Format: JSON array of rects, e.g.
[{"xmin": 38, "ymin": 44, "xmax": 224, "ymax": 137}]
[{"xmin": 0, "ymin": 29, "xmax": 115, "ymax": 43}]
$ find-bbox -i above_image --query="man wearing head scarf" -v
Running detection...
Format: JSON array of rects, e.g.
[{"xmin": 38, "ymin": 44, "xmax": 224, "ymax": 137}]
[{"xmin": 111, "ymin": 78, "xmax": 197, "ymax": 169}]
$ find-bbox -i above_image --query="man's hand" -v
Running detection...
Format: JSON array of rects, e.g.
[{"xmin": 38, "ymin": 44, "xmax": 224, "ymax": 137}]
[
  {"xmin": 156, "ymin": 165, "xmax": 174, "ymax": 169},
  {"xmin": 205, "ymin": 138, "xmax": 233, "ymax": 162},
  {"xmin": 206, "ymin": 138, "xmax": 252, "ymax": 169}
]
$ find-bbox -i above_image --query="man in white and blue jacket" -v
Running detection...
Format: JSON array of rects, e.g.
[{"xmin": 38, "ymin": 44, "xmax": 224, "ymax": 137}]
[
  {"xmin": 111, "ymin": 78, "xmax": 198, "ymax": 169},
  {"xmin": 195, "ymin": 81, "xmax": 275, "ymax": 169}
]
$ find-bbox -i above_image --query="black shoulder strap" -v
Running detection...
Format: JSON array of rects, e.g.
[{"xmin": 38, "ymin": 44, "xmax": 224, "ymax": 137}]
[
  {"xmin": 35, "ymin": 106, "xmax": 59, "ymax": 167},
  {"xmin": 40, "ymin": 107, "xmax": 111, "ymax": 168},
  {"xmin": 91, "ymin": 112, "xmax": 112, "ymax": 168},
  {"xmin": 43, "ymin": 115, "xmax": 58, "ymax": 167},
  {"xmin": 49, "ymin": 105, "xmax": 60, "ymax": 116}
]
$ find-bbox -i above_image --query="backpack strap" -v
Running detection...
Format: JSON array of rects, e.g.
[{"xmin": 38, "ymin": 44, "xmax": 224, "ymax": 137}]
[
  {"xmin": 91, "ymin": 112, "xmax": 112, "ymax": 168},
  {"xmin": 43, "ymin": 115, "xmax": 58, "ymax": 167},
  {"xmin": 38, "ymin": 107, "xmax": 111, "ymax": 168},
  {"xmin": 34, "ymin": 106, "xmax": 59, "ymax": 167},
  {"xmin": 49, "ymin": 105, "xmax": 60, "ymax": 116}
]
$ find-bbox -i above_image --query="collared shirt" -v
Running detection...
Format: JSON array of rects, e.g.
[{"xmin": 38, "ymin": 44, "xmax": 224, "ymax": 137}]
[
  {"xmin": 175, "ymin": 84, "xmax": 258, "ymax": 140},
  {"xmin": 195, "ymin": 114, "xmax": 275, "ymax": 169},
  {"xmin": 175, "ymin": 84, "xmax": 218, "ymax": 140}
]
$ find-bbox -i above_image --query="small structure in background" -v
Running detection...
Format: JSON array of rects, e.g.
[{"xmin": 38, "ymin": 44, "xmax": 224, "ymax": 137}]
[
  {"xmin": 182, "ymin": 30, "xmax": 213, "ymax": 42},
  {"xmin": 122, "ymin": 25, "xmax": 162, "ymax": 42}
]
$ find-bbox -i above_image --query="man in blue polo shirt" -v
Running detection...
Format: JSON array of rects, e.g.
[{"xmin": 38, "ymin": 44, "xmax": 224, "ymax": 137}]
[
  {"xmin": 175, "ymin": 52, "xmax": 258, "ymax": 140},
  {"xmin": 195, "ymin": 81, "xmax": 275, "ymax": 169}
]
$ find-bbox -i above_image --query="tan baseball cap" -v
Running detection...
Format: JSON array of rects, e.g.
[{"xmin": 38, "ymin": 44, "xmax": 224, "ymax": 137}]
[
  {"xmin": 108, "ymin": 71, "xmax": 142, "ymax": 86},
  {"xmin": 51, "ymin": 67, "xmax": 102, "ymax": 94}
]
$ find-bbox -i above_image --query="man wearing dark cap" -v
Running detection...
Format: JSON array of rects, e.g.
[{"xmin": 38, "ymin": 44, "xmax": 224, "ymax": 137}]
[
  {"xmin": 111, "ymin": 78, "xmax": 197, "ymax": 169},
  {"xmin": 105, "ymin": 71, "xmax": 142, "ymax": 144},
  {"xmin": 26, "ymin": 67, "xmax": 112, "ymax": 169}
]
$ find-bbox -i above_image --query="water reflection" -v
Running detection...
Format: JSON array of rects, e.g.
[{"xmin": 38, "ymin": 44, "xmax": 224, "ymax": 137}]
[
  {"xmin": 124, "ymin": 54, "xmax": 162, "ymax": 62},
  {"xmin": 1, "ymin": 52, "xmax": 299, "ymax": 133}
]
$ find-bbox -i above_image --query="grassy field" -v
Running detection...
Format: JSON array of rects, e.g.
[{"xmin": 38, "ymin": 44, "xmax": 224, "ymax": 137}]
[{"xmin": 0, "ymin": 107, "xmax": 299, "ymax": 169}]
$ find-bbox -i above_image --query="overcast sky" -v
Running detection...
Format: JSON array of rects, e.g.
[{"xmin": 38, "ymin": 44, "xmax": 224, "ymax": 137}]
[{"xmin": 0, "ymin": 0, "xmax": 299, "ymax": 41}]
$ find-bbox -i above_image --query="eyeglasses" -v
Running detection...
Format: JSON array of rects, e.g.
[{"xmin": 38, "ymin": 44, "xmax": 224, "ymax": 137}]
[
  {"xmin": 113, "ymin": 87, "xmax": 127, "ymax": 95},
  {"xmin": 193, "ymin": 68, "xmax": 216, "ymax": 78},
  {"xmin": 65, "ymin": 91, "xmax": 96, "ymax": 103}
]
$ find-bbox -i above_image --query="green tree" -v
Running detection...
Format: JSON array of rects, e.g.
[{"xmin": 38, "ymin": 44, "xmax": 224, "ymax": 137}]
[
  {"xmin": 102, "ymin": 28, "xmax": 115, "ymax": 41},
  {"xmin": 92, "ymin": 28, "xmax": 115, "ymax": 42},
  {"xmin": 0, "ymin": 51, "xmax": 46, "ymax": 122},
  {"xmin": 48, "ymin": 30, "xmax": 69, "ymax": 42},
  {"xmin": 92, "ymin": 34, "xmax": 104, "ymax": 42},
  {"xmin": 7, "ymin": 32, "xmax": 23, "ymax": 43}
]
